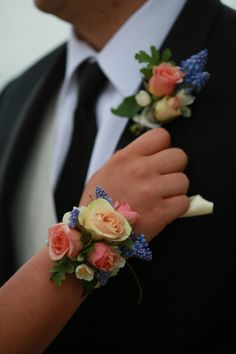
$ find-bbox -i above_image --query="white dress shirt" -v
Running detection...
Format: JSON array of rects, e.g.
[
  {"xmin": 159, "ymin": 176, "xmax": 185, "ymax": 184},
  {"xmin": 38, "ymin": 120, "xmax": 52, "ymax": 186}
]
[
  {"xmin": 52, "ymin": 0, "xmax": 187, "ymax": 186},
  {"xmin": 14, "ymin": 0, "xmax": 187, "ymax": 266}
]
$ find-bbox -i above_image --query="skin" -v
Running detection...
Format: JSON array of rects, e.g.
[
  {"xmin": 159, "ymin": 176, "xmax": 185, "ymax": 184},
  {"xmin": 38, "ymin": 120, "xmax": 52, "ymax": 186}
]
[
  {"xmin": 81, "ymin": 128, "xmax": 189, "ymax": 241},
  {"xmin": 0, "ymin": 2, "xmax": 189, "ymax": 352},
  {"xmin": 34, "ymin": 0, "xmax": 147, "ymax": 50},
  {"xmin": 0, "ymin": 128, "xmax": 189, "ymax": 354}
]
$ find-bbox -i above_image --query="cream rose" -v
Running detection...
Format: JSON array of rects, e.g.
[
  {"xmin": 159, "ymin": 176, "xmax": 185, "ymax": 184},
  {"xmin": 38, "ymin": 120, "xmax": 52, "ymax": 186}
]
[
  {"xmin": 78, "ymin": 198, "xmax": 131, "ymax": 242},
  {"xmin": 154, "ymin": 96, "xmax": 182, "ymax": 123}
]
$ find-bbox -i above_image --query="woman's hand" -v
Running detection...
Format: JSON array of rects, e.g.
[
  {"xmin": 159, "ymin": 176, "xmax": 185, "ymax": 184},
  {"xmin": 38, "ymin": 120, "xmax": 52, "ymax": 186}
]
[{"xmin": 80, "ymin": 128, "xmax": 189, "ymax": 241}]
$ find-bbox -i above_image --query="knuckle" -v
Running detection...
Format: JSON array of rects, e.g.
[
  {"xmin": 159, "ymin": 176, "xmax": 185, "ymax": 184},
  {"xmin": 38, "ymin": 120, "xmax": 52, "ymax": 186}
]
[
  {"xmin": 139, "ymin": 181, "xmax": 155, "ymax": 200},
  {"xmin": 131, "ymin": 163, "xmax": 147, "ymax": 180},
  {"xmin": 113, "ymin": 148, "xmax": 129, "ymax": 164}
]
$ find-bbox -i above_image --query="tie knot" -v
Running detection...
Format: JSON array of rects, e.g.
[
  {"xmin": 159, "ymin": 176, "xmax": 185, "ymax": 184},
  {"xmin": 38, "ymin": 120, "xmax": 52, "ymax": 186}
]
[{"xmin": 76, "ymin": 60, "xmax": 108, "ymax": 106}]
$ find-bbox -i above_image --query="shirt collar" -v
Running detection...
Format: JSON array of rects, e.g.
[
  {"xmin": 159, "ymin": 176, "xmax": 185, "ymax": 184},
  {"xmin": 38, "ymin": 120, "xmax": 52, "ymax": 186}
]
[{"xmin": 66, "ymin": 0, "xmax": 187, "ymax": 96}]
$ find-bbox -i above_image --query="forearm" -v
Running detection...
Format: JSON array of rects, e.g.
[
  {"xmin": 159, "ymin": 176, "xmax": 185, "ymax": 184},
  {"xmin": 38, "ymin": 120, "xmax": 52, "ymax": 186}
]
[{"xmin": 0, "ymin": 247, "xmax": 83, "ymax": 354}]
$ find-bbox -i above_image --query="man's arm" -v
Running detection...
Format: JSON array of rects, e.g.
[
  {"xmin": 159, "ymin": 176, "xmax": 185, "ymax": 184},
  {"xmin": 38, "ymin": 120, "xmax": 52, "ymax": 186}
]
[{"xmin": 0, "ymin": 128, "xmax": 189, "ymax": 354}]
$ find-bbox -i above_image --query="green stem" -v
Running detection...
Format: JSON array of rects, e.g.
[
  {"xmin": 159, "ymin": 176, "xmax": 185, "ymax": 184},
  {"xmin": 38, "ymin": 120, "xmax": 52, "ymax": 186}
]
[{"xmin": 126, "ymin": 261, "xmax": 143, "ymax": 305}]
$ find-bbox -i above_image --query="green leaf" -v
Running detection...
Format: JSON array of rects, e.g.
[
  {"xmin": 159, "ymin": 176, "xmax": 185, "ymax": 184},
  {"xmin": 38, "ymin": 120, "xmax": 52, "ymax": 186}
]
[
  {"xmin": 150, "ymin": 46, "xmax": 160, "ymax": 64},
  {"xmin": 135, "ymin": 50, "xmax": 153, "ymax": 64},
  {"xmin": 80, "ymin": 242, "xmax": 95, "ymax": 256},
  {"xmin": 135, "ymin": 46, "xmax": 161, "ymax": 66},
  {"xmin": 129, "ymin": 123, "xmax": 148, "ymax": 136},
  {"xmin": 134, "ymin": 46, "xmax": 162, "ymax": 80},
  {"xmin": 50, "ymin": 257, "xmax": 77, "ymax": 286},
  {"xmin": 140, "ymin": 67, "xmax": 152, "ymax": 80},
  {"xmin": 161, "ymin": 48, "xmax": 172, "ymax": 62},
  {"xmin": 81, "ymin": 230, "xmax": 92, "ymax": 245},
  {"xmin": 111, "ymin": 96, "xmax": 140, "ymax": 118},
  {"xmin": 51, "ymin": 271, "xmax": 66, "ymax": 287}
]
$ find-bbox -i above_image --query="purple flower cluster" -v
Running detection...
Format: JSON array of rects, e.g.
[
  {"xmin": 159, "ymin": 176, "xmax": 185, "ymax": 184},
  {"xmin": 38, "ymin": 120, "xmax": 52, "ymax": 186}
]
[
  {"xmin": 119, "ymin": 232, "xmax": 152, "ymax": 262},
  {"xmin": 95, "ymin": 186, "xmax": 113, "ymax": 204},
  {"xmin": 180, "ymin": 49, "xmax": 210, "ymax": 92},
  {"xmin": 132, "ymin": 234, "xmax": 152, "ymax": 262},
  {"xmin": 68, "ymin": 207, "xmax": 80, "ymax": 228},
  {"xmin": 95, "ymin": 270, "xmax": 111, "ymax": 285}
]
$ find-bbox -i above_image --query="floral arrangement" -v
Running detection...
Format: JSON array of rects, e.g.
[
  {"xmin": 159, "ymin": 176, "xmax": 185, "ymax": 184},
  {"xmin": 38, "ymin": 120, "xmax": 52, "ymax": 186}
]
[
  {"xmin": 48, "ymin": 186, "xmax": 151, "ymax": 295},
  {"xmin": 112, "ymin": 46, "xmax": 210, "ymax": 135}
]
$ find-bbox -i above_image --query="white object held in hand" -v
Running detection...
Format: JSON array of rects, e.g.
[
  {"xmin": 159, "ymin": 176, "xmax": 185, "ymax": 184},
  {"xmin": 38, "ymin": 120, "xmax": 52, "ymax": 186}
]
[{"xmin": 181, "ymin": 195, "xmax": 214, "ymax": 218}]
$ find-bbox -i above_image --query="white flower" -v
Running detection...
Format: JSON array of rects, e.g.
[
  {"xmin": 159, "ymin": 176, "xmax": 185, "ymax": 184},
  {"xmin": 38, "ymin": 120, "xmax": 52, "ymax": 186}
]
[
  {"xmin": 181, "ymin": 195, "xmax": 214, "ymax": 218},
  {"xmin": 135, "ymin": 90, "xmax": 152, "ymax": 107},
  {"xmin": 62, "ymin": 212, "xmax": 70, "ymax": 223},
  {"xmin": 75, "ymin": 264, "xmax": 95, "ymax": 281},
  {"xmin": 175, "ymin": 89, "xmax": 195, "ymax": 117},
  {"xmin": 133, "ymin": 107, "xmax": 161, "ymax": 129},
  {"xmin": 176, "ymin": 89, "xmax": 195, "ymax": 106}
]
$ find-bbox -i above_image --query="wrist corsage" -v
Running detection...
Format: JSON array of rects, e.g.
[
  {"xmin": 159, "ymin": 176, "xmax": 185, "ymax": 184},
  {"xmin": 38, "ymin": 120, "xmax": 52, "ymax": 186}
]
[
  {"xmin": 112, "ymin": 46, "xmax": 209, "ymax": 135},
  {"xmin": 48, "ymin": 186, "xmax": 151, "ymax": 296}
]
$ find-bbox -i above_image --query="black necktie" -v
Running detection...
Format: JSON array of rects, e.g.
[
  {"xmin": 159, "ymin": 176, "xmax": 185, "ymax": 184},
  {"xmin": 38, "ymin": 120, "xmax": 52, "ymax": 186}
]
[{"xmin": 55, "ymin": 61, "xmax": 108, "ymax": 221}]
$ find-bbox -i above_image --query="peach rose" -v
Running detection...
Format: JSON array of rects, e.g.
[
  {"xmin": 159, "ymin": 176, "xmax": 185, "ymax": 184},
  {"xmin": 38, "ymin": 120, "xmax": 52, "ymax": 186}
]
[
  {"xmin": 154, "ymin": 96, "xmax": 182, "ymax": 123},
  {"xmin": 148, "ymin": 63, "xmax": 184, "ymax": 97},
  {"xmin": 48, "ymin": 223, "xmax": 83, "ymax": 260},
  {"xmin": 114, "ymin": 201, "xmax": 140, "ymax": 225},
  {"xmin": 88, "ymin": 242, "xmax": 121, "ymax": 272},
  {"xmin": 78, "ymin": 198, "xmax": 131, "ymax": 242}
]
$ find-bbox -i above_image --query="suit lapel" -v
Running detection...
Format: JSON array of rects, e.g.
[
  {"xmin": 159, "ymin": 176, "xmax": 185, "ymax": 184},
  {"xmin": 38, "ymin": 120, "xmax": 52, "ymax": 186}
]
[
  {"xmin": 115, "ymin": 0, "xmax": 221, "ymax": 150},
  {"xmin": 160, "ymin": 0, "xmax": 220, "ymax": 62},
  {"xmin": 0, "ymin": 45, "xmax": 66, "ymax": 281}
]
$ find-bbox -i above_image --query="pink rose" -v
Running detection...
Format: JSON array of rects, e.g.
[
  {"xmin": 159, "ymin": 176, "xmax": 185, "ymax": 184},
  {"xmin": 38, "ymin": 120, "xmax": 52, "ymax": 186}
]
[
  {"xmin": 114, "ymin": 201, "xmax": 140, "ymax": 225},
  {"xmin": 88, "ymin": 243, "xmax": 120, "ymax": 272},
  {"xmin": 148, "ymin": 63, "xmax": 184, "ymax": 97},
  {"xmin": 48, "ymin": 223, "xmax": 83, "ymax": 260}
]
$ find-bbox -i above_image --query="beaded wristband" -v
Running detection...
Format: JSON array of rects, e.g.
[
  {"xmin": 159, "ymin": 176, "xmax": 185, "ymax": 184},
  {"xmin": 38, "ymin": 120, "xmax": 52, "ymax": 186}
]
[{"xmin": 48, "ymin": 186, "xmax": 152, "ymax": 295}]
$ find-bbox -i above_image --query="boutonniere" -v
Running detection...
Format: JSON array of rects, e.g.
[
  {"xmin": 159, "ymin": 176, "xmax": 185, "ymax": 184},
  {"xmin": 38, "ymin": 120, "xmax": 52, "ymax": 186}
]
[
  {"xmin": 112, "ymin": 47, "xmax": 214, "ymax": 217},
  {"xmin": 112, "ymin": 47, "xmax": 210, "ymax": 135}
]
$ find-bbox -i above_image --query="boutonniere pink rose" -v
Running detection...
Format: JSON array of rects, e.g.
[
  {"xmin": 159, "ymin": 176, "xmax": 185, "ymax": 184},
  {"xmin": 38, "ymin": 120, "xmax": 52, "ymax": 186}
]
[{"xmin": 112, "ymin": 46, "xmax": 209, "ymax": 135}]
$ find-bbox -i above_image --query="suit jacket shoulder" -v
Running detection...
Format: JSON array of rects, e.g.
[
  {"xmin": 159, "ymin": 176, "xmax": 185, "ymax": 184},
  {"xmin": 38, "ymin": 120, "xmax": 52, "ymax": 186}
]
[{"xmin": 0, "ymin": 44, "xmax": 66, "ymax": 160}]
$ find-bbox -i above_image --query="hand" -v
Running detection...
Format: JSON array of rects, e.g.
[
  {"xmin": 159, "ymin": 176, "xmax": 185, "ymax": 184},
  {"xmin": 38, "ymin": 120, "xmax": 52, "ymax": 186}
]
[{"xmin": 81, "ymin": 128, "xmax": 189, "ymax": 242}]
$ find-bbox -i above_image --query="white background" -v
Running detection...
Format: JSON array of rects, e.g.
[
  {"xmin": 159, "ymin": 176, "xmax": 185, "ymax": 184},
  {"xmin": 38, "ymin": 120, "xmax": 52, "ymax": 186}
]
[{"xmin": 0, "ymin": 0, "xmax": 236, "ymax": 90}]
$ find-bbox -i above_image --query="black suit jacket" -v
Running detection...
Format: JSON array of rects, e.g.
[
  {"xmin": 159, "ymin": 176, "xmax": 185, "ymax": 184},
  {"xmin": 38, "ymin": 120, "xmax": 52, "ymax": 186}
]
[{"xmin": 1, "ymin": 0, "xmax": 236, "ymax": 352}]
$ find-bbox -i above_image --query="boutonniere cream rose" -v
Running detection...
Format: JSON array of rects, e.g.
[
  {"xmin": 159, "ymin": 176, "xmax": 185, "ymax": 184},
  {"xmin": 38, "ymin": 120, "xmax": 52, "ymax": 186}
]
[
  {"xmin": 112, "ymin": 46, "xmax": 213, "ymax": 217},
  {"xmin": 112, "ymin": 46, "xmax": 209, "ymax": 134},
  {"xmin": 48, "ymin": 186, "xmax": 151, "ymax": 296}
]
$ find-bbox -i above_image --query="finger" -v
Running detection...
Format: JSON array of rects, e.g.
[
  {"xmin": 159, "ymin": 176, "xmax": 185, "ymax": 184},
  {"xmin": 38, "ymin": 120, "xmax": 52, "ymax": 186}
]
[
  {"xmin": 125, "ymin": 128, "xmax": 170, "ymax": 156},
  {"xmin": 164, "ymin": 195, "xmax": 190, "ymax": 220},
  {"xmin": 151, "ymin": 148, "xmax": 188, "ymax": 174},
  {"xmin": 158, "ymin": 173, "xmax": 190, "ymax": 197}
]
